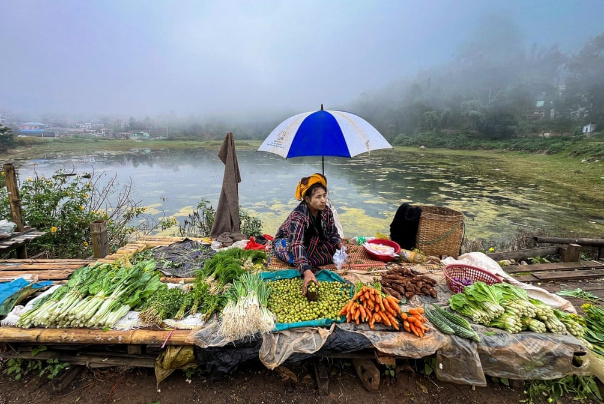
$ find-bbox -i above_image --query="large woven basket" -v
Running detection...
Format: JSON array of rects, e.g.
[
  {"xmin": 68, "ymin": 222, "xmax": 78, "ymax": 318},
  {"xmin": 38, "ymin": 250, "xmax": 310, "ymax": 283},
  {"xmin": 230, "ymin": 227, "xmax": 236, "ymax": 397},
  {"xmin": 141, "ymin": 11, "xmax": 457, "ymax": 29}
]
[{"xmin": 416, "ymin": 205, "xmax": 464, "ymax": 257}]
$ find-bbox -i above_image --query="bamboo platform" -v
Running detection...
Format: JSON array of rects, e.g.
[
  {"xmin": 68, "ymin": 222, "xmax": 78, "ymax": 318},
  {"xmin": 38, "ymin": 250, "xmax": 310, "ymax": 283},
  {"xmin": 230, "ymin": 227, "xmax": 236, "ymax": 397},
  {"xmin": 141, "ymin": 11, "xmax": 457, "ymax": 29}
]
[
  {"xmin": 0, "ymin": 327, "xmax": 192, "ymax": 345},
  {"xmin": 505, "ymin": 260, "xmax": 604, "ymax": 282}
]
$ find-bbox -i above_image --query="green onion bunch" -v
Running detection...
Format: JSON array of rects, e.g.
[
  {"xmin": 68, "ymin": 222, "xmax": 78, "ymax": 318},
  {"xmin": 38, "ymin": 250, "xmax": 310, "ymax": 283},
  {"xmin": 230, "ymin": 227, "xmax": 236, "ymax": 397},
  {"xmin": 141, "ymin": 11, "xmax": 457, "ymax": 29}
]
[{"xmin": 219, "ymin": 273, "xmax": 274, "ymax": 341}]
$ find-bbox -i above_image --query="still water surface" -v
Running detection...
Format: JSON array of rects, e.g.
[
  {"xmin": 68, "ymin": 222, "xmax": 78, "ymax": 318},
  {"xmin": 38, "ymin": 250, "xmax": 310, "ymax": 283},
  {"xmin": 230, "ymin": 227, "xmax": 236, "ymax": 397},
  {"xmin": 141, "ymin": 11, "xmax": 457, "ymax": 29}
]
[{"xmin": 14, "ymin": 146, "xmax": 603, "ymax": 243}]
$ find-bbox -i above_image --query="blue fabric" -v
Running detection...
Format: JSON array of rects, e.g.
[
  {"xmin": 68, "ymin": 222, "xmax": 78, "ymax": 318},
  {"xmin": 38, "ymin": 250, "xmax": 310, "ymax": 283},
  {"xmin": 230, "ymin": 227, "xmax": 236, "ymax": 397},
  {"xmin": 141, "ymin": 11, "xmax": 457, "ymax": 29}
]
[
  {"xmin": 0, "ymin": 279, "xmax": 52, "ymax": 315},
  {"xmin": 287, "ymin": 111, "xmax": 351, "ymax": 158},
  {"xmin": 260, "ymin": 269, "xmax": 353, "ymax": 331}
]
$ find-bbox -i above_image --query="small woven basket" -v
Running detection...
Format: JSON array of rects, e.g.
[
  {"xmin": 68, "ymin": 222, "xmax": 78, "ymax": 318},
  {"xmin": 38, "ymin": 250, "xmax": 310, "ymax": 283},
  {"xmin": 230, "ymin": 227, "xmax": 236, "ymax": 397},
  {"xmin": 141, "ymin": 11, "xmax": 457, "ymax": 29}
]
[
  {"xmin": 443, "ymin": 264, "xmax": 502, "ymax": 293},
  {"xmin": 416, "ymin": 205, "xmax": 464, "ymax": 257}
]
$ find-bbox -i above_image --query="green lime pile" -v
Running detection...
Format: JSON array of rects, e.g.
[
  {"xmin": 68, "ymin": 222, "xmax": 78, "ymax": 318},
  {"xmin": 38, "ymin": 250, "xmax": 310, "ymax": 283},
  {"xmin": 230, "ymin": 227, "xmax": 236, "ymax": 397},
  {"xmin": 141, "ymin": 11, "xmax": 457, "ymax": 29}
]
[{"xmin": 267, "ymin": 278, "xmax": 350, "ymax": 323}]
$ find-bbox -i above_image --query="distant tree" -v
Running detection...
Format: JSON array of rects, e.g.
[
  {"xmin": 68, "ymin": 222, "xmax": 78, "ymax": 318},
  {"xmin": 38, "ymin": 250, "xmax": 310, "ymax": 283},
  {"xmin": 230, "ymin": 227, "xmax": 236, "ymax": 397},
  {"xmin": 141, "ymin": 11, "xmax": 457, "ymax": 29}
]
[
  {"xmin": 565, "ymin": 33, "xmax": 604, "ymax": 127},
  {"xmin": 422, "ymin": 111, "xmax": 439, "ymax": 131},
  {"xmin": 0, "ymin": 125, "xmax": 15, "ymax": 152}
]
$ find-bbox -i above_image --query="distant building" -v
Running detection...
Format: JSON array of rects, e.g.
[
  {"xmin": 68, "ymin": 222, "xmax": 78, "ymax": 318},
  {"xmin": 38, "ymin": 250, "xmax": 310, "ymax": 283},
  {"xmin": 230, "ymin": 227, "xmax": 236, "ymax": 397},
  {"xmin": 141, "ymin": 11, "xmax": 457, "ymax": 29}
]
[
  {"xmin": 531, "ymin": 100, "xmax": 547, "ymax": 119},
  {"xmin": 129, "ymin": 131, "xmax": 150, "ymax": 140},
  {"xmin": 583, "ymin": 123, "xmax": 597, "ymax": 134},
  {"xmin": 19, "ymin": 122, "xmax": 53, "ymax": 137}
]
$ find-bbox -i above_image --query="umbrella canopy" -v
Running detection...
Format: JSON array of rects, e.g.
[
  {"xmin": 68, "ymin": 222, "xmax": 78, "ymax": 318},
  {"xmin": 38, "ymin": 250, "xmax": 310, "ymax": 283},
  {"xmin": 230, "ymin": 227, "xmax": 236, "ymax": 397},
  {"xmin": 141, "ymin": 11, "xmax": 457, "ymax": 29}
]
[{"xmin": 258, "ymin": 106, "xmax": 392, "ymax": 173}]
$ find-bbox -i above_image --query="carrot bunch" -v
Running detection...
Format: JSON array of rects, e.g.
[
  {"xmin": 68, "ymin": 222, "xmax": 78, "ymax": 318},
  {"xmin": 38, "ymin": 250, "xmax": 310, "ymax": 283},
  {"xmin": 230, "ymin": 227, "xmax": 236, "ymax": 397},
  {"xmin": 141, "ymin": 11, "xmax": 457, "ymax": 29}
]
[
  {"xmin": 400, "ymin": 307, "xmax": 429, "ymax": 338},
  {"xmin": 338, "ymin": 285, "xmax": 402, "ymax": 330}
]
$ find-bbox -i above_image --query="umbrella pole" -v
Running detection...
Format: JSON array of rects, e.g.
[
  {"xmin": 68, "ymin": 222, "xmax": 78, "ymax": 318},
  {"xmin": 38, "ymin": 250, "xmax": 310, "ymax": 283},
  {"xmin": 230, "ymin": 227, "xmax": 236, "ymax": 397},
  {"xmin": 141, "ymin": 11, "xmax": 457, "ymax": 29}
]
[{"xmin": 322, "ymin": 156, "xmax": 324, "ymax": 175}]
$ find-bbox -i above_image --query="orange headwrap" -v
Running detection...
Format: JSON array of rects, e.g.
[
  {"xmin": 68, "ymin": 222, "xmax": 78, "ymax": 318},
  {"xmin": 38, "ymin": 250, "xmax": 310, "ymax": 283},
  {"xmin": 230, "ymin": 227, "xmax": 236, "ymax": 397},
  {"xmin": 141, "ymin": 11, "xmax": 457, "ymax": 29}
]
[{"xmin": 295, "ymin": 173, "xmax": 327, "ymax": 201}]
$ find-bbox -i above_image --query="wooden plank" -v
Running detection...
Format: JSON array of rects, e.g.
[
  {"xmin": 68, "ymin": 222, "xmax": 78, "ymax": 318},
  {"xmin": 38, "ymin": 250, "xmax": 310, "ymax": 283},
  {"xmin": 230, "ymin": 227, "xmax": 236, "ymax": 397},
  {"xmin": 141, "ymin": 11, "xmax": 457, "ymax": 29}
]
[
  {"xmin": 535, "ymin": 237, "xmax": 604, "ymax": 246},
  {"xmin": 512, "ymin": 274, "xmax": 540, "ymax": 282},
  {"xmin": 0, "ymin": 327, "xmax": 193, "ymax": 345},
  {"xmin": 532, "ymin": 269, "xmax": 604, "ymax": 281},
  {"xmin": 0, "ymin": 263, "xmax": 90, "ymax": 271},
  {"xmin": 0, "ymin": 259, "xmax": 92, "ymax": 263},
  {"xmin": 0, "ymin": 270, "xmax": 76, "ymax": 280},
  {"xmin": 504, "ymin": 261, "xmax": 604, "ymax": 274},
  {"xmin": 0, "ymin": 350, "xmax": 156, "ymax": 368},
  {"xmin": 487, "ymin": 247, "xmax": 560, "ymax": 261}
]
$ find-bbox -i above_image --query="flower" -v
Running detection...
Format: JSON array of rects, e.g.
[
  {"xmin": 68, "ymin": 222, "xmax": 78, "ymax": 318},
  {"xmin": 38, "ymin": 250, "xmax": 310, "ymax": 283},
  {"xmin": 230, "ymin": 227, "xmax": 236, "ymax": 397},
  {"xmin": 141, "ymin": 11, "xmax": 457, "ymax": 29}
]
[
  {"xmin": 1, "ymin": 172, "xmax": 4, "ymax": 177},
  {"xmin": 83, "ymin": 241, "xmax": 89, "ymax": 246},
  {"xmin": 83, "ymin": 194, "xmax": 88, "ymax": 198},
  {"xmin": 51, "ymin": 226, "xmax": 57, "ymax": 233},
  {"xmin": 79, "ymin": 205, "xmax": 84, "ymax": 210},
  {"xmin": 66, "ymin": 191, "xmax": 71, "ymax": 196},
  {"xmin": 488, "ymin": 247, "xmax": 495, "ymax": 252}
]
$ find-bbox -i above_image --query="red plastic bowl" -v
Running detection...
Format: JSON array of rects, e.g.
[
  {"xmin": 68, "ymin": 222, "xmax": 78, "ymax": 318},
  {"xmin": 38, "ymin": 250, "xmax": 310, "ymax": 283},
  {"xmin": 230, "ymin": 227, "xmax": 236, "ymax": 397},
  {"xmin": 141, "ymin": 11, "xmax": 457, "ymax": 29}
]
[{"xmin": 363, "ymin": 239, "xmax": 401, "ymax": 262}]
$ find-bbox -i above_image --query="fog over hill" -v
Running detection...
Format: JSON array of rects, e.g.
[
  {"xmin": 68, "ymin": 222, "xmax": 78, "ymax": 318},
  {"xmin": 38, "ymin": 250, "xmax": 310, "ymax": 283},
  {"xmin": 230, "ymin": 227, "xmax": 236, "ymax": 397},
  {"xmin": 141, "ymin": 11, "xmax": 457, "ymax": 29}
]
[{"xmin": 1, "ymin": 0, "xmax": 603, "ymax": 131}]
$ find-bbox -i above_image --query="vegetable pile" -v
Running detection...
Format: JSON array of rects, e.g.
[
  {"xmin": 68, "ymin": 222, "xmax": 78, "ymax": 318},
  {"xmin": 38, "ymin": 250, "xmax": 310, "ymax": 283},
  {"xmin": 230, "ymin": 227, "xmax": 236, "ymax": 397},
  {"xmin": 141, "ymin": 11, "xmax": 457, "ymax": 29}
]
[
  {"xmin": 379, "ymin": 264, "xmax": 438, "ymax": 300},
  {"xmin": 424, "ymin": 304, "xmax": 481, "ymax": 342},
  {"xmin": 582, "ymin": 304, "xmax": 604, "ymax": 356},
  {"xmin": 339, "ymin": 284, "xmax": 429, "ymax": 337},
  {"xmin": 219, "ymin": 273, "xmax": 275, "ymax": 341},
  {"xmin": 18, "ymin": 261, "xmax": 162, "ymax": 329},
  {"xmin": 267, "ymin": 278, "xmax": 350, "ymax": 323},
  {"xmin": 449, "ymin": 281, "xmax": 577, "ymax": 335}
]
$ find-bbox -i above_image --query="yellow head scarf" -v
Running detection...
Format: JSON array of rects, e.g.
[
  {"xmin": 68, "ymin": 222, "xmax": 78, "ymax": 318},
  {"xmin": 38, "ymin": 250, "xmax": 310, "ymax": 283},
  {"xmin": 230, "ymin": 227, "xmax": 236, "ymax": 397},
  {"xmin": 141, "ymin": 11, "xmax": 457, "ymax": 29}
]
[{"xmin": 295, "ymin": 173, "xmax": 327, "ymax": 201}]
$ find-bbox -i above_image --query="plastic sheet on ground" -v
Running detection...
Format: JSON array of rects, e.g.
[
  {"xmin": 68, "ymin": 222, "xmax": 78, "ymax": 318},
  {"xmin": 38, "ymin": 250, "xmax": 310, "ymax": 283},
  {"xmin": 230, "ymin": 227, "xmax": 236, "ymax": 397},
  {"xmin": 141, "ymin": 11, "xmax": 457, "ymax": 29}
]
[
  {"xmin": 436, "ymin": 334, "xmax": 487, "ymax": 386},
  {"xmin": 474, "ymin": 325, "xmax": 589, "ymax": 380},
  {"xmin": 259, "ymin": 324, "xmax": 336, "ymax": 369}
]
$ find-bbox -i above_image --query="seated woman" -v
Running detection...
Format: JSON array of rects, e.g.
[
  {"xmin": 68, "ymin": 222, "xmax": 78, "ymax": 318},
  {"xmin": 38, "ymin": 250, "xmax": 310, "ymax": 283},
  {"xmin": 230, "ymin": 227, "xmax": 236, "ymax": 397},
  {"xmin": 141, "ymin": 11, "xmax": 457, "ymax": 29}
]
[{"xmin": 273, "ymin": 173, "xmax": 343, "ymax": 294}]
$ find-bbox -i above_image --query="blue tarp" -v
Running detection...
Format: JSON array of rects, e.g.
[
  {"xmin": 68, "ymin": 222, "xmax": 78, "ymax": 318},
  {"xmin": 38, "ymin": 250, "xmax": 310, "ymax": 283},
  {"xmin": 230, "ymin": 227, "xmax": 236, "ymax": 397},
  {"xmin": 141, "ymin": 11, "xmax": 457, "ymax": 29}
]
[
  {"xmin": 260, "ymin": 269, "xmax": 353, "ymax": 331},
  {"xmin": 0, "ymin": 278, "xmax": 53, "ymax": 316}
]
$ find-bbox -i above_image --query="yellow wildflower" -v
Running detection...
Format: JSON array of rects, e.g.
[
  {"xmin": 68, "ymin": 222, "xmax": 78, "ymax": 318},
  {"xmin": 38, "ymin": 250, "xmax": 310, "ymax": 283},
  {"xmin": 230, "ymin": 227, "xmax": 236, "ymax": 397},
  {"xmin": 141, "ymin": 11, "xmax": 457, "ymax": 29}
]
[
  {"xmin": 1, "ymin": 172, "xmax": 4, "ymax": 177},
  {"xmin": 83, "ymin": 194, "xmax": 88, "ymax": 198},
  {"xmin": 51, "ymin": 226, "xmax": 57, "ymax": 233},
  {"xmin": 27, "ymin": 177, "xmax": 33, "ymax": 181},
  {"xmin": 488, "ymin": 247, "xmax": 495, "ymax": 252},
  {"xmin": 79, "ymin": 205, "xmax": 84, "ymax": 210},
  {"xmin": 83, "ymin": 241, "xmax": 89, "ymax": 246},
  {"xmin": 66, "ymin": 191, "xmax": 71, "ymax": 196}
]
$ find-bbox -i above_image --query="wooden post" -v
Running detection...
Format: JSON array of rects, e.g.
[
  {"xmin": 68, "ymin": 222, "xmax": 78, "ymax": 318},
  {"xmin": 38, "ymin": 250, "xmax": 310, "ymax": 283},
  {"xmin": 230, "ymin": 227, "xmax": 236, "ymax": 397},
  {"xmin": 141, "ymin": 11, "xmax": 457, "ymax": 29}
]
[
  {"xmin": 562, "ymin": 244, "xmax": 582, "ymax": 262},
  {"xmin": 3, "ymin": 163, "xmax": 27, "ymax": 258},
  {"xmin": 90, "ymin": 220, "xmax": 109, "ymax": 258}
]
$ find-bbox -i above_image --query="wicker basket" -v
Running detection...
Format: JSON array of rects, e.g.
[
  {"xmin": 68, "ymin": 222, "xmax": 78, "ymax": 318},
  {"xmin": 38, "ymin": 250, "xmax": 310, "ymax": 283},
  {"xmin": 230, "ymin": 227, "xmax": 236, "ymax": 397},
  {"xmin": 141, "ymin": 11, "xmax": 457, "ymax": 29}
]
[
  {"xmin": 416, "ymin": 205, "xmax": 464, "ymax": 257},
  {"xmin": 443, "ymin": 264, "xmax": 502, "ymax": 293}
]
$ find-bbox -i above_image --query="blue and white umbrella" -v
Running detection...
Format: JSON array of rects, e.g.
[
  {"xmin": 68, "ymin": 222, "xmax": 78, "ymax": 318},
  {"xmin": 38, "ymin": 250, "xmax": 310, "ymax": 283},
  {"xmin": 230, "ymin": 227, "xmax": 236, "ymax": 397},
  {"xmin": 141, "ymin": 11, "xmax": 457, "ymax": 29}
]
[{"xmin": 258, "ymin": 105, "xmax": 392, "ymax": 173}]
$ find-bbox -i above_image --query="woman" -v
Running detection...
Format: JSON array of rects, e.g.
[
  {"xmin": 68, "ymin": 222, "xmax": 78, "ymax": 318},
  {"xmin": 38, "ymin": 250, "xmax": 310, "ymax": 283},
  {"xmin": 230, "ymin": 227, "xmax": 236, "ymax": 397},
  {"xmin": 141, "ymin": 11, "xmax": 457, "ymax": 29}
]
[{"xmin": 273, "ymin": 173, "xmax": 343, "ymax": 295}]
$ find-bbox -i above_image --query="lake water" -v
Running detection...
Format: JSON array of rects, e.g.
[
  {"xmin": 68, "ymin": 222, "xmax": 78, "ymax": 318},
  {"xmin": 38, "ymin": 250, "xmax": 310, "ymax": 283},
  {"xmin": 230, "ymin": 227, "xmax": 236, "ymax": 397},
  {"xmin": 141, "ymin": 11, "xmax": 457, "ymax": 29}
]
[{"xmin": 12, "ymin": 145, "xmax": 603, "ymax": 244}]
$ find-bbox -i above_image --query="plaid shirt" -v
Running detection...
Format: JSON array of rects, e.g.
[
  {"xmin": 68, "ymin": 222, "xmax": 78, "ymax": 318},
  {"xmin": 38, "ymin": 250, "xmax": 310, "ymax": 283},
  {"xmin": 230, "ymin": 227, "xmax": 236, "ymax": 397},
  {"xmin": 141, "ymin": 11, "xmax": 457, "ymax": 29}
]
[{"xmin": 275, "ymin": 201, "xmax": 341, "ymax": 274}]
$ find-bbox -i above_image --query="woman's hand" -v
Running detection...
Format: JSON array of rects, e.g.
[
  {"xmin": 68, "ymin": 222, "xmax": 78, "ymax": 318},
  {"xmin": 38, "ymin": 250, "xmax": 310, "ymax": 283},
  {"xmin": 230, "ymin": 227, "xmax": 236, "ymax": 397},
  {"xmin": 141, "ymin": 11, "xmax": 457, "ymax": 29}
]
[{"xmin": 302, "ymin": 269, "xmax": 318, "ymax": 296}]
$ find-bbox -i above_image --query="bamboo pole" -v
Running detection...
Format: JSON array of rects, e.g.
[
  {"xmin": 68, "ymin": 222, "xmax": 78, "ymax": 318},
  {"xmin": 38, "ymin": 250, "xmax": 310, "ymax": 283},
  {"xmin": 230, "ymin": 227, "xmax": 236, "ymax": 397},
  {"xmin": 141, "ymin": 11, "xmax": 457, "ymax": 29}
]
[
  {"xmin": 3, "ymin": 163, "xmax": 26, "ymax": 258},
  {"xmin": 0, "ymin": 327, "xmax": 193, "ymax": 345}
]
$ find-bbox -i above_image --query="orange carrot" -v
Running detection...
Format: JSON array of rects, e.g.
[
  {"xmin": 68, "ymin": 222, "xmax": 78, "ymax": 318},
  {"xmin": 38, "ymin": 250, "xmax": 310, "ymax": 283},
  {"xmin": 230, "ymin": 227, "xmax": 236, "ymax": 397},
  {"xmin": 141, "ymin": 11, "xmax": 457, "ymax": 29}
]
[
  {"xmin": 385, "ymin": 296, "xmax": 401, "ymax": 313},
  {"xmin": 338, "ymin": 301, "xmax": 352, "ymax": 316},
  {"xmin": 379, "ymin": 312, "xmax": 392, "ymax": 326},
  {"xmin": 400, "ymin": 312, "xmax": 408, "ymax": 320},
  {"xmin": 408, "ymin": 308, "xmax": 418, "ymax": 315},
  {"xmin": 416, "ymin": 307, "xmax": 424, "ymax": 314},
  {"xmin": 358, "ymin": 305, "xmax": 367, "ymax": 321},
  {"xmin": 387, "ymin": 314, "xmax": 400, "ymax": 330},
  {"xmin": 403, "ymin": 320, "xmax": 410, "ymax": 332},
  {"xmin": 385, "ymin": 295, "xmax": 399, "ymax": 305},
  {"xmin": 409, "ymin": 323, "xmax": 420, "ymax": 337},
  {"xmin": 373, "ymin": 312, "xmax": 382, "ymax": 324}
]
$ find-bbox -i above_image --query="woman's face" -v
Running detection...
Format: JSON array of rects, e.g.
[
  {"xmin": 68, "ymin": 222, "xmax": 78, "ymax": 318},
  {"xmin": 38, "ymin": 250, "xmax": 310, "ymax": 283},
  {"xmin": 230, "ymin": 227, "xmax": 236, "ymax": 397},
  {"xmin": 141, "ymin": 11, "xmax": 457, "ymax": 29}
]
[{"xmin": 305, "ymin": 187, "xmax": 327, "ymax": 213}]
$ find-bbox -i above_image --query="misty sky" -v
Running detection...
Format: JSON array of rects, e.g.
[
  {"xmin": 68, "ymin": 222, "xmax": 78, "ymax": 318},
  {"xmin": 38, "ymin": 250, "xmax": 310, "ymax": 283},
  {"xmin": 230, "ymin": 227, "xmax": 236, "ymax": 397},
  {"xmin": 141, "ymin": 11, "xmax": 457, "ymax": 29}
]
[{"xmin": 1, "ymin": 0, "xmax": 603, "ymax": 119}]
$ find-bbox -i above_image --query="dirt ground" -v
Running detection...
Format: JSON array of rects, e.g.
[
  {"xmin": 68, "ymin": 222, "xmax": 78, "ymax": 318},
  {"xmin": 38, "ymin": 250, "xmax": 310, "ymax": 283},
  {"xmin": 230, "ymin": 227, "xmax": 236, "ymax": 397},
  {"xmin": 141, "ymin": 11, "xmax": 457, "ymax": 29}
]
[{"xmin": 0, "ymin": 358, "xmax": 601, "ymax": 404}]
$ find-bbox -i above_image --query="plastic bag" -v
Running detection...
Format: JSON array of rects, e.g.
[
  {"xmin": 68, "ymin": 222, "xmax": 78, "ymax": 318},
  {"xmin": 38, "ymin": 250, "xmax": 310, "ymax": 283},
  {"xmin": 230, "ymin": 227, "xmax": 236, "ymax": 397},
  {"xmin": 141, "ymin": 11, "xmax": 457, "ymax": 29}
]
[
  {"xmin": 0, "ymin": 220, "xmax": 17, "ymax": 237},
  {"xmin": 332, "ymin": 246, "xmax": 348, "ymax": 270}
]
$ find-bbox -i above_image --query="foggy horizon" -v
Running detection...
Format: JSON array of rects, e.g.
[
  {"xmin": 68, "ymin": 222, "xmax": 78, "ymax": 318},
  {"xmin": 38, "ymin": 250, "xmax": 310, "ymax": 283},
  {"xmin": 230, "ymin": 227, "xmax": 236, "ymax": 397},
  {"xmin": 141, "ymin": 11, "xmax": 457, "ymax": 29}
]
[{"xmin": 1, "ymin": 0, "xmax": 603, "ymax": 121}]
